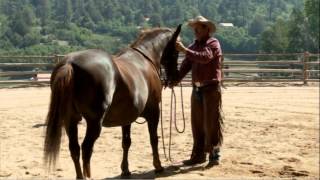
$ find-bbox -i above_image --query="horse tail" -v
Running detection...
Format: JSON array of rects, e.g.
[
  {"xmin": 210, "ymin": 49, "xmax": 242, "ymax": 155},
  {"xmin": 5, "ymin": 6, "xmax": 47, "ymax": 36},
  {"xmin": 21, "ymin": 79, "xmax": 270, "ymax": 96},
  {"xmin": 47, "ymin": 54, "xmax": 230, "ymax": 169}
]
[{"xmin": 44, "ymin": 61, "xmax": 74, "ymax": 169}]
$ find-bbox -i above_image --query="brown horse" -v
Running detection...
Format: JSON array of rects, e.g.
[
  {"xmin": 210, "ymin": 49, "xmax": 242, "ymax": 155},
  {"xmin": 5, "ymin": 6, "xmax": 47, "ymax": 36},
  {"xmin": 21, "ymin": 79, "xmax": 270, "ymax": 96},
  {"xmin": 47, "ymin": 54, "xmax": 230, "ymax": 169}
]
[{"xmin": 43, "ymin": 25, "xmax": 181, "ymax": 179}]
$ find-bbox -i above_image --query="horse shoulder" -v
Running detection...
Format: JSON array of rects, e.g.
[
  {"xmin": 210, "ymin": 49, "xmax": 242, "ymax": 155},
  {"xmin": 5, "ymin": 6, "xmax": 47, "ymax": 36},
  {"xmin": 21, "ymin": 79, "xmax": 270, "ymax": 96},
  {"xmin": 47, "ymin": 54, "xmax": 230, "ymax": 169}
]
[{"xmin": 101, "ymin": 57, "xmax": 149, "ymax": 127}]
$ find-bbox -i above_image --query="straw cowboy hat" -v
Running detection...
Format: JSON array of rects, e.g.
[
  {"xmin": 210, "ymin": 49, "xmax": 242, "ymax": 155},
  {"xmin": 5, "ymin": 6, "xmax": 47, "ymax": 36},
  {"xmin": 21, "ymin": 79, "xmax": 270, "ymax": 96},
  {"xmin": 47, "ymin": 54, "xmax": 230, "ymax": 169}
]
[{"xmin": 187, "ymin": 15, "xmax": 216, "ymax": 33}]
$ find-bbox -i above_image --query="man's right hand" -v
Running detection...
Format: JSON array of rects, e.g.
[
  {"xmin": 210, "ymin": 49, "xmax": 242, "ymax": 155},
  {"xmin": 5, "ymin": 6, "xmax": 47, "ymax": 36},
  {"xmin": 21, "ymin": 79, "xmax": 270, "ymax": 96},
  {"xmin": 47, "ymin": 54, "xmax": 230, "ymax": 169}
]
[{"xmin": 175, "ymin": 41, "xmax": 187, "ymax": 53}]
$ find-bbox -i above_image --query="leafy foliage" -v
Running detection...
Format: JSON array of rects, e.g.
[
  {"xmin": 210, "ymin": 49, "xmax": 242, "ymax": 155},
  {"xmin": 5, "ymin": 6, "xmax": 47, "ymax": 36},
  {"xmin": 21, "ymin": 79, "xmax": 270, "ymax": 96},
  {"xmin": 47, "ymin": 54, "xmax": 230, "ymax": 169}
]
[{"xmin": 0, "ymin": 0, "xmax": 318, "ymax": 55}]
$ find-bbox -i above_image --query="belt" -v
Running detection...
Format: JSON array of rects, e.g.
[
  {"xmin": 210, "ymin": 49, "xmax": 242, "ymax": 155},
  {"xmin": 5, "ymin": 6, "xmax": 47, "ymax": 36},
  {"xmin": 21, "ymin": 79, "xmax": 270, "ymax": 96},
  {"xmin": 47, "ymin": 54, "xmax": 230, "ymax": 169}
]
[
  {"xmin": 193, "ymin": 81, "xmax": 219, "ymax": 88},
  {"xmin": 194, "ymin": 82, "xmax": 202, "ymax": 87}
]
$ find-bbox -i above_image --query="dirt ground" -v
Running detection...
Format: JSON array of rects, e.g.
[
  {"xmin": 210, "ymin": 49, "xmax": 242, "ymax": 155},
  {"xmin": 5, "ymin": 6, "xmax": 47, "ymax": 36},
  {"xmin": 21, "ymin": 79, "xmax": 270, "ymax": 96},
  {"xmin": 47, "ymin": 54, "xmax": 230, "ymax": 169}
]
[{"xmin": 0, "ymin": 85, "xmax": 319, "ymax": 179}]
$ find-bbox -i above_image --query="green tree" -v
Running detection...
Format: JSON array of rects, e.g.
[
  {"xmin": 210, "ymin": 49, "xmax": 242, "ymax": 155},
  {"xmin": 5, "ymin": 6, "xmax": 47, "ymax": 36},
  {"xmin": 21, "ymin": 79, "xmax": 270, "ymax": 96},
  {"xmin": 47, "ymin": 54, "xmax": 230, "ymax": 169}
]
[
  {"xmin": 249, "ymin": 15, "xmax": 266, "ymax": 37},
  {"xmin": 22, "ymin": 31, "xmax": 41, "ymax": 48},
  {"xmin": 135, "ymin": 13, "xmax": 145, "ymax": 25},
  {"xmin": 71, "ymin": 0, "xmax": 86, "ymax": 23},
  {"xmin": 101, "ymin": 1, "xmax": 115, "ymax": 19},
  {"xmin": 0, "ymin": 15, "xmax": 9, "ymax": 37},
  {"xmin": 86, "ymin": 0, "xmax": 103, "ymax": 24},
  {"xmin": 267, "ymin": 0, "xmax": 286, "ymax": 21},
  {"xmin": 260, "ymin": 19, "xmax": 289, "ymax": 53},
  {"xmin": 54, "ymin": 0, "xmax": 72, "ymax": 26},
  {"xmin": 8, "ymin": 6, "xmax": 34, "ymax": 36},
  {"xmin": 287, "ymin": 9, "xmax": 305, "ymax": 52},
  {"xmin": 149, "ymin": 13, "xmax": 163, "ymax": 27},
  {"xmin": 0, "ymin": 0, "xmax": 312, "ymax": 55},
  {"xmin": 34, "ymin": 0, "xmax": 50, "ymax": 25},
  {"xmin": 199, "ymin": 0, "xmax": 220, "ymax": 22},
  {"xmin": 143, "ymin": 1, "xmax": 154, "ymax": 17},
  {"xmin": 1, "ymin": 1, "xmax": 26, "ymax": 16},
  {"xmin": 304, "ymin": 0, "xmax": 319, "ymax": 52},
  {"xmin": 216, "ymin": 26, "xmax": 249, "ymax": 52}
]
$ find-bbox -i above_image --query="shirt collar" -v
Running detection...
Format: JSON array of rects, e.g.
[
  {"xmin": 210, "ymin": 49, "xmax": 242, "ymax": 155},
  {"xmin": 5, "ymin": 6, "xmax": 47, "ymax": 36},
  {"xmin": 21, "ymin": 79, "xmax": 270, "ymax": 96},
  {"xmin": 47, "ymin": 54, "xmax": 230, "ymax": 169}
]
[{"xmin": 195, "ymin": 35, "xmax": 211, "ymax": 45}]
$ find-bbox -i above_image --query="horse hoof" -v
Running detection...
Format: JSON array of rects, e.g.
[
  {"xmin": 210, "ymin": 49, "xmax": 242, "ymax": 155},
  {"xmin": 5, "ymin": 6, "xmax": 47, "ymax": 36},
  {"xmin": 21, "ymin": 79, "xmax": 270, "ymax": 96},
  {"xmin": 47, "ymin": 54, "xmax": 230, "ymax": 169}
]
[
  {"xmin": 76, "ymin": 176, "xmax": 84, "ymax": 180},
  {"xmin": 121, "ymin": 171, "xmax": 131, "ymax": 177},
  {"xmin": 155, "ymin": 167, "xmax": 164, "ymax": 174}
]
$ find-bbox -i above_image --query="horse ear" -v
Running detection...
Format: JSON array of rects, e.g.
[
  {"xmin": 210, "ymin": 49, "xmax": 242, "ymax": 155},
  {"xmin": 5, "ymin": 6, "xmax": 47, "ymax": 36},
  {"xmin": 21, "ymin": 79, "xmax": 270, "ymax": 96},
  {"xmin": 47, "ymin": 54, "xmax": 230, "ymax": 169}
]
[
  {"xmin": 138, "ymin": 27, "xmax": 148, "ymax": 35},
  {"xmin": 171, "ymin": 24, "xmax": 182, "ymax": 41}
]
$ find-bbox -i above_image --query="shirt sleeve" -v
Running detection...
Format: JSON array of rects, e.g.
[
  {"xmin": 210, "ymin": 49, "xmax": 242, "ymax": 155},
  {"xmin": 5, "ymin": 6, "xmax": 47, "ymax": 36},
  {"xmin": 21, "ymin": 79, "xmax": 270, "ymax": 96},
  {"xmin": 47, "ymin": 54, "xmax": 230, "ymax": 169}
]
[
  {"xmin": 186, "ymin": 39, "xmax": 222, "ymax": 64},
  {"xmin": 178, "ymin": 58, "xmax": 192, "ymax": 81}
]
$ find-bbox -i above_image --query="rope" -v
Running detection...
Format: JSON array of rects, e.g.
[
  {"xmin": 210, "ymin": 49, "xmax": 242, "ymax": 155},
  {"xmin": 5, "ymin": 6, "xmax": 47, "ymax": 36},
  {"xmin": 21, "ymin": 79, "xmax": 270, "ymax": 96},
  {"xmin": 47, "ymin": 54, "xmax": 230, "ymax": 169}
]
[
  {"xmin": 160, "ymin": 83, "xmax": 186, "ymax": 162},
  {"xmin": 176, "ymin": 83, "xmax": 186, "ymax": 133},
  {"xmin": 160, "ymin": 97, "xmax": 168, "ymax": 160},
  {"xmin": 168, "ymin": 88, "xmax": 175, "ymax": 161}
]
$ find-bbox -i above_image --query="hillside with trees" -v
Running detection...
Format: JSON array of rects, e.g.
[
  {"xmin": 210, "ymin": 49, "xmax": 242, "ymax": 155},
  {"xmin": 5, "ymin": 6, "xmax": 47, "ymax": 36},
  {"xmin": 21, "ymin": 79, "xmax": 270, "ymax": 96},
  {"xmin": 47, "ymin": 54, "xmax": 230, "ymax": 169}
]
[{"xmin": 0, "ymin": 0, "xmax": 318, "ymax": 55}]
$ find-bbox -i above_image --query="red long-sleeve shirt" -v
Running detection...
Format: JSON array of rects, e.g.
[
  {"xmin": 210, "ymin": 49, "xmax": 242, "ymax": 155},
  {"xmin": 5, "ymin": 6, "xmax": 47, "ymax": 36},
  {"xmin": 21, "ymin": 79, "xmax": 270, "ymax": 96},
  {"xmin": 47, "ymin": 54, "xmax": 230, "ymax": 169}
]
[{"xmin": 179, "ymin": 37, "xmax": 223, "ymax": 84}]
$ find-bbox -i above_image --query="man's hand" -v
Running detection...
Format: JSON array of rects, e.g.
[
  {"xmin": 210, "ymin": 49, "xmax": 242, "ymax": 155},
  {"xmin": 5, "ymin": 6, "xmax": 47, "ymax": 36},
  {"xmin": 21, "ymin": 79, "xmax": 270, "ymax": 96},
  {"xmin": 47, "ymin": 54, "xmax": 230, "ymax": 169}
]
[{"xmin": 175, "ymin": 41, "xmax": 187, "ymax": 53}]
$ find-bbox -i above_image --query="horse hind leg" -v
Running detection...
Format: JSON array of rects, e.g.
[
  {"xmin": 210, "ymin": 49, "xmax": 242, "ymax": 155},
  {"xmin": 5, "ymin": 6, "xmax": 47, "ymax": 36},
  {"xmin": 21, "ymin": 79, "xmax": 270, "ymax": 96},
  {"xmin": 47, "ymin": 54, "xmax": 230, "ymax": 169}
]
[
  {"xmin": 65, "ymin": 113, "xmax": 83, "ymax": 179},
  {"xmin": 81, "ymin": 119, "xmax": 101, "ymax": 179},
  {"xmin": 121, "ymin": 125, "xmax": 132, "ymax": 176},
  {"xmin": 145, "ymin": 108, "xmax": 164, "ymax": 173}
]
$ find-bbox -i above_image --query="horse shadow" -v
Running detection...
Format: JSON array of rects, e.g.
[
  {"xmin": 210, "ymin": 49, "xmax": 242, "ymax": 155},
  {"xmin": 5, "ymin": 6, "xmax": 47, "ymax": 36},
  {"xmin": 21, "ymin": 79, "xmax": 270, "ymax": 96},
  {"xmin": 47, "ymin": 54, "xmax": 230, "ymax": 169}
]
[{"xmin": 103, "ymin": 163, "xmax": 212, "ymax": 179}]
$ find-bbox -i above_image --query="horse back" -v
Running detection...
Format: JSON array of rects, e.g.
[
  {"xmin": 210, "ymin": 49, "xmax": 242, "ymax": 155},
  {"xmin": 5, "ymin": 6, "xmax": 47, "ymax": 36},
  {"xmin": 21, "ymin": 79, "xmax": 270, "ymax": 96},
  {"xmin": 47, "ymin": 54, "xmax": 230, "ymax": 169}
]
[
  {"xmin": 60, "ymin": 49, "xmax": 160, "ymax": 127},
  {"xmin": 62, "ymin": 50, "xmax": 118, "ymax": 121}
]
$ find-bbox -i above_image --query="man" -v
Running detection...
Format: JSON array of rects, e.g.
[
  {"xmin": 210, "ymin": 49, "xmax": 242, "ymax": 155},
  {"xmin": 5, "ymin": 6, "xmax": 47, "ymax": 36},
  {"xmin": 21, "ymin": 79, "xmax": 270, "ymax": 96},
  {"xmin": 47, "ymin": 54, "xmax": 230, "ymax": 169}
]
[{"xmin": 173, "ymin": 16, "xmax": 223, "ymax": 166}]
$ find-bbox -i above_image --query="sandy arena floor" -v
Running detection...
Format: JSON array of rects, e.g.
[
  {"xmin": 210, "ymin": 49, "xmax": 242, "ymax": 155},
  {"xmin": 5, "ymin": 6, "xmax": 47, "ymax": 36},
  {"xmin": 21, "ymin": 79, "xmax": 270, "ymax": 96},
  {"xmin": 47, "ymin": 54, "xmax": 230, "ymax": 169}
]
[{"xmin": 0, "ymin": 86, "xmax": 319, "ymax": 179}]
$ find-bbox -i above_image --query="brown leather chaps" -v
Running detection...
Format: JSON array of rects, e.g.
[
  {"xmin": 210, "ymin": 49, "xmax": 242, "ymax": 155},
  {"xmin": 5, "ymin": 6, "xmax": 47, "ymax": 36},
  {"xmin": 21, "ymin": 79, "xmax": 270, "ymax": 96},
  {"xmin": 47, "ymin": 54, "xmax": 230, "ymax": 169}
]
[{"xmin": 190, "ymin": 83, "xmax": 223, "ymax": 158}]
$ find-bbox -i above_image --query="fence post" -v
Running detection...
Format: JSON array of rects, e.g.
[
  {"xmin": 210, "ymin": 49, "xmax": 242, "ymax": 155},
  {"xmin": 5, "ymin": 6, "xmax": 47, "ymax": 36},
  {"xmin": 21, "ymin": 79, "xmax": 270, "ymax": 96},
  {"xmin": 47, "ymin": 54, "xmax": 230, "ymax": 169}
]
[
  {"xmin": 303, "ymin": 51, "xmax": 309, "ymax": 85},
  {"xmin": 54, "ymin": 54, "xmax": 60, "ymax": 64}
]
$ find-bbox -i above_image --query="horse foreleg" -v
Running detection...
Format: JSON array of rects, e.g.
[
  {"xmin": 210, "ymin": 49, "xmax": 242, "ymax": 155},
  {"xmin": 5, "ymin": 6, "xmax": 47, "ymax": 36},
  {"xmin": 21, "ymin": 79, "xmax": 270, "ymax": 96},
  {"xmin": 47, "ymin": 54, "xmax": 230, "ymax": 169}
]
[
  {"xmin": 81, "ymin": 121, "xmax": 101, "ymax": 179},
  {"xmin": 66, "ymin": 115, "xmax": 83, "ymax": 179},
  {"xmin": 146, "ymin": 109, "xmax": 164, "ymax": 173},
  {"xmin": 121, "ymin": 125, "xmax": 132, "ymax": 176}
]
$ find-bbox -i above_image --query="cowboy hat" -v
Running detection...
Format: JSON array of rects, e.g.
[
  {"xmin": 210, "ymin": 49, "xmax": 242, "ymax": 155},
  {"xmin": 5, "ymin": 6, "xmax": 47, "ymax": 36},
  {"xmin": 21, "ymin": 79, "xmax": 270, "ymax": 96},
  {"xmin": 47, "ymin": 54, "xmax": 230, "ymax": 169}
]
[{"xmin": 187, "ymin": 15, "xmax": 216, "ymax": 33}]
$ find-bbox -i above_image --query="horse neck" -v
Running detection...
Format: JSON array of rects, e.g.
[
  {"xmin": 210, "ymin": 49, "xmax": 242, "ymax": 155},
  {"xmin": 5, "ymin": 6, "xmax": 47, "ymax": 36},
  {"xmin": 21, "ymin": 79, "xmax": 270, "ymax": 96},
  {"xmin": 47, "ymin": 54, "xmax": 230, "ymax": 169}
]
[{"xmin": 135, "ymin": 34, "xmax": 171, "ymax": 69}]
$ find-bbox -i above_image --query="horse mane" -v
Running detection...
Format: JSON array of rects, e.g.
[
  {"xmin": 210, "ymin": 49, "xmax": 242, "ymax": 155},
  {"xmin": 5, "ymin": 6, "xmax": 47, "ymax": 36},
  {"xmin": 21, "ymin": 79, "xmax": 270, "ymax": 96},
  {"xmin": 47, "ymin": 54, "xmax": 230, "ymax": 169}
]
[
  {"xmin": 116, "ymin": 26, "xmax": 182, "ymax": 87},
  {"xmin": 130, "ymin": 27, "xmax": 172, "ymax": 48},
  {"xmin": 115, "ymin": 28, "xmax": 171, "ymax": 57}
]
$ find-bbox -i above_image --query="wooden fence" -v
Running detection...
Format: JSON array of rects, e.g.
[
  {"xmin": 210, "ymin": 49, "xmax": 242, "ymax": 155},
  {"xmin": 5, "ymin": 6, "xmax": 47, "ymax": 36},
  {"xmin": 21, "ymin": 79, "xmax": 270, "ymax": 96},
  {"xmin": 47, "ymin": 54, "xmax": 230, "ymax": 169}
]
[{"xmin": 0, "ymin": 52, "xmax": 319, "ymax": 87}]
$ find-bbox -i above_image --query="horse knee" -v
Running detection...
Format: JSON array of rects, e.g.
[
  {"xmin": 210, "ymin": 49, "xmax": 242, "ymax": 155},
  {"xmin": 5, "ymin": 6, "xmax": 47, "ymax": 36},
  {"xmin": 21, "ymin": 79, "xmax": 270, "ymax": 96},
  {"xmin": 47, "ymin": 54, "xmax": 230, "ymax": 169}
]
[
  {"xmin": 69, "ymin": 142, "xmax": 80, "ymax": 158},
  {"xmin": 81, "ymin": 136, "xmax": 98, "ymax": 162}
]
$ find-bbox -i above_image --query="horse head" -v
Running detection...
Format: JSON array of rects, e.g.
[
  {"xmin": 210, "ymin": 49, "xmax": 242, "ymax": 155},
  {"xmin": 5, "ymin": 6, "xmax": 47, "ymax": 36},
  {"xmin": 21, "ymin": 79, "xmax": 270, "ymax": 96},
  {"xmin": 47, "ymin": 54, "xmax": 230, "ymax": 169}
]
[
  {"xmin": 160, "ymin": 24, "xmax": 182, "ymax": 87},
  {"xmin": 130, "ymin": 25, "xmax": 182, "ymax": 87}
]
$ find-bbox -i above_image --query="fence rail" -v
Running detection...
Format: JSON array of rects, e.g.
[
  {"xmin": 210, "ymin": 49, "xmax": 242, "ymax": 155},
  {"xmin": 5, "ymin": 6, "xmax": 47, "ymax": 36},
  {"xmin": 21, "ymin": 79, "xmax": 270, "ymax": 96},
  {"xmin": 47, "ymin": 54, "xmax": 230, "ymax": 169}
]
[
  {"xmin": 0, "ymin": 52, "xmax": 319, "ymax": 87},
  {"xmin": 0, "ymin": 63, "xmax": 54, "ymax": 68}
]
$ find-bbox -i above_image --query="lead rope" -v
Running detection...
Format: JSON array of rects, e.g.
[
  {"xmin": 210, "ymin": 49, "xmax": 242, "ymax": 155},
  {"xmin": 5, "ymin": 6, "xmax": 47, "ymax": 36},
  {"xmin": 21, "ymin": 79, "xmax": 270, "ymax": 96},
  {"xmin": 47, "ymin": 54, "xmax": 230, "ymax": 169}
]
[
  {"xmin": 160, "ymin": 96, "xmax": 168, "ymax": 160},
  {"xmin": 176, "ymin": 83, "xmax": 186, "ymax": 133},
  {"xmin": 160, "ymin": 83, "xmax": 186, "ymax": 162}
]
